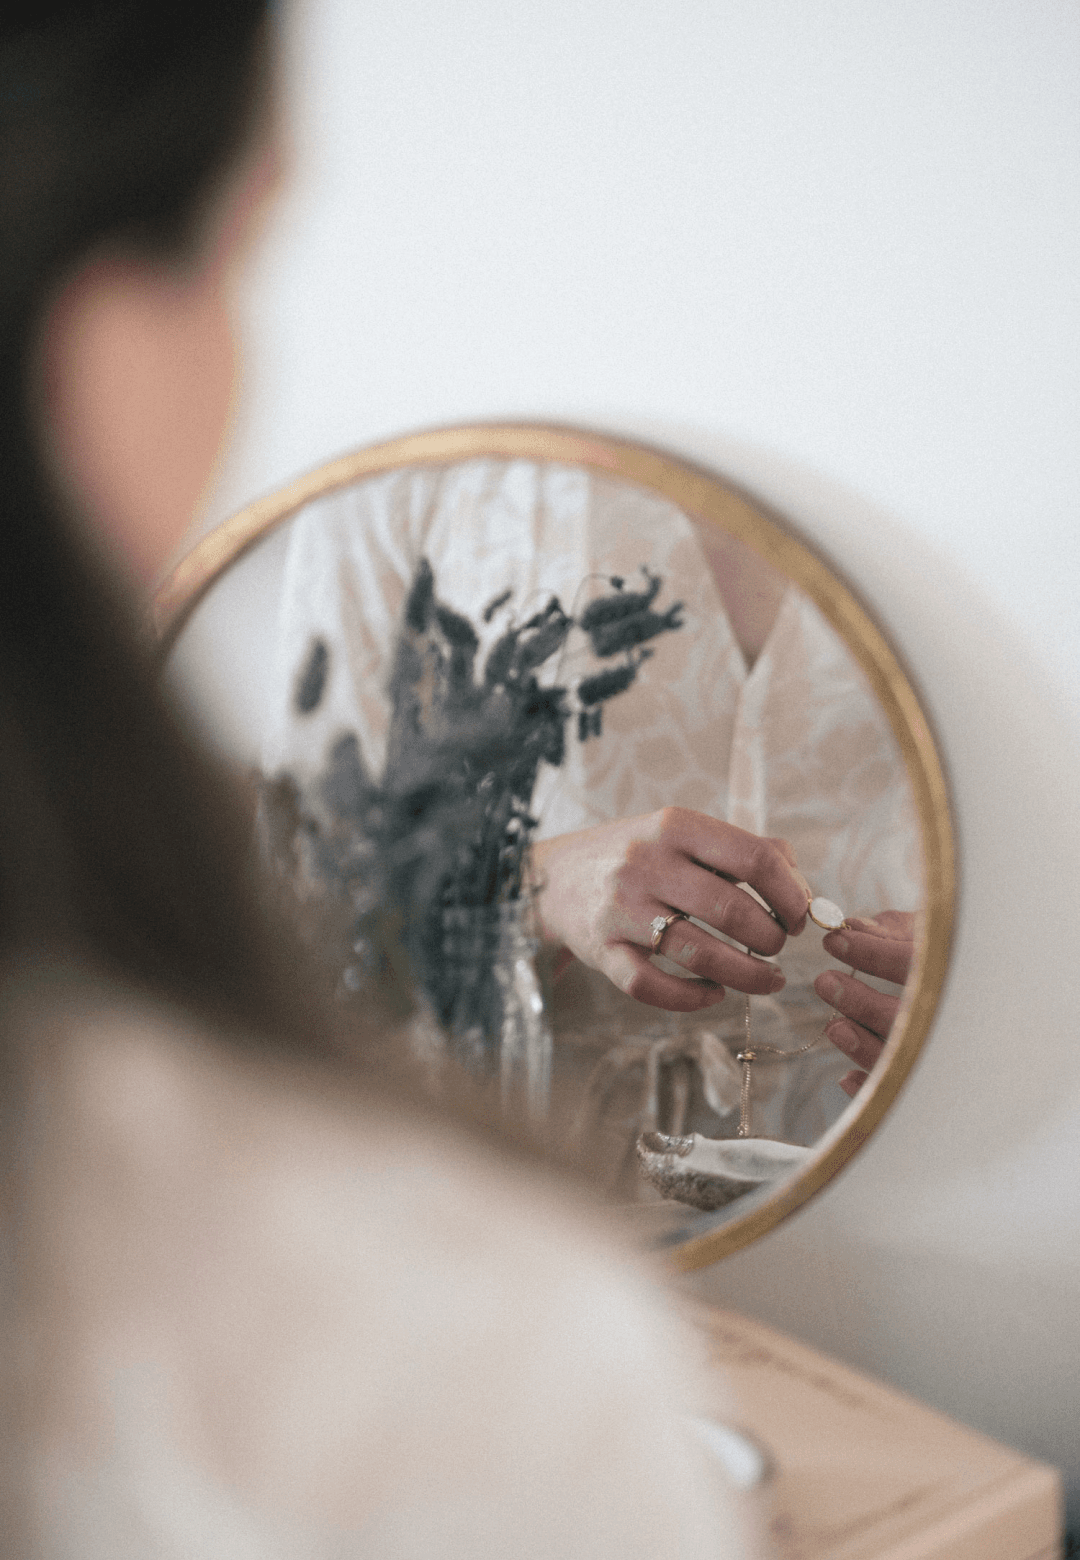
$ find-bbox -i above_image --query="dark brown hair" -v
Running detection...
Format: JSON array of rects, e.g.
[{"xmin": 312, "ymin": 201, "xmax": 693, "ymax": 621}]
[{"xmin": 0, "ymin": 2, "xmax": 349, "ymax": 1052}]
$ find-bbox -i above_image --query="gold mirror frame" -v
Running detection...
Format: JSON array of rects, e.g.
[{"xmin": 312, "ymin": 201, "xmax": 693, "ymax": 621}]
[{"xmin": 155, "ymin": 423, "xmax": 955, "ymax": 1269}]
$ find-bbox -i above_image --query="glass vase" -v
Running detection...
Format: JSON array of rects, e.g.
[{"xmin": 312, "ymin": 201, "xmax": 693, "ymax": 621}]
[{"xmin": 440, "ymin": 896, "xmax": 552, "ymax": 1120}]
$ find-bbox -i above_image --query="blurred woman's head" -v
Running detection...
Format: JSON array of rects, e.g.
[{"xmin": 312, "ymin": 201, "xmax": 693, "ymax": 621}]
[
  {"xmin": 1, "ymin": 3, "xmax": 269, "ymax": 305},
  {"xmin": 5, "ymin": 1, "xmax": 273, "ymax": 573},
  {"xmin": 0, "ymin": 3, "xmax": 342, "ymax": 1049},
  {"xmin": 30, "ymin": 18, "xmax": 280, "ymax": 583}
]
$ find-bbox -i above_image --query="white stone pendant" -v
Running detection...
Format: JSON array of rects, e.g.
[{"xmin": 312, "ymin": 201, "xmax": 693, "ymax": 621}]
[{"xmin": 807, "ymin": 895, "xmax": 846, "ymax": 931}]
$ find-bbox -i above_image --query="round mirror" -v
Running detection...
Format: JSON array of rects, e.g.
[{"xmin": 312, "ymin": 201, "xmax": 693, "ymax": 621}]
[{"xmin": 156, "ymin": 424, "xmax": 954, "ymax": 1267}]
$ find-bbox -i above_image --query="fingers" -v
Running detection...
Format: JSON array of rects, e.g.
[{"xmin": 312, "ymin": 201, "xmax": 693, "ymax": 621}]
[
  {"xmin": 605, "ymin": 943, "xmax": 728, "ymax": 1012},
  {"xmin": 658, "ymin": 808, "xmax": 809, "ymax": 935},
  {"xmin": 644, "ymin": 852, "xmax": 788, "ymax": 957},
  {"xmin": 815, "ymin": 968, "xmax": 900, "ymax": 1041},
  {"xmin": 651, "ymin": 914, "xmax": 787, "ymax": 995},
  {"xmin": 822, "ymin": 917, "xmax": 913, "ymax": 985},
  {"xmin": 864, "ymin": 909, "xmax": 915, "ymax": 938},
  {"xmin": 823, "ymin": 1015, "xmax": 883, "ymax": 1073},
  {"xmin": 816, "ymin": 909, "xmax": 912, "ymax": 1079},
  {"xmin": 606, "ymin": 924, "xmax": 784, "ymax": 1006}
]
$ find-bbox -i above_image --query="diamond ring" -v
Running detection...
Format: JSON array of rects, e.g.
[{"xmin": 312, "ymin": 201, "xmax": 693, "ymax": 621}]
[{"xmin": 649, "ymin": 910, "xmax": 688, "ymax": 953}]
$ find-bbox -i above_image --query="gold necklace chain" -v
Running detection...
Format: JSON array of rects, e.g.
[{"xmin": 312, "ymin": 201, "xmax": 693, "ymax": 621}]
[
  {"xmin": 735, "ymin": 890, "xmax": 853, "ymax": 1138},
  {"xmin": 736, "ymin": 992, "xmax": 823, "ymax": 1137}
]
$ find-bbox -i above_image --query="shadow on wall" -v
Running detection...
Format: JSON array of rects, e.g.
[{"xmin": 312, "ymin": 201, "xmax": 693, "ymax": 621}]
[{"xmin": 602, "ymin": 423, "xmax": 1080, "ymax": 1521}]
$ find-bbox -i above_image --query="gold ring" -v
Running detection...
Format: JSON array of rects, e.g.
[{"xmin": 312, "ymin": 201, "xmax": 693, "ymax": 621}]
[{"xmin": 649, "ymin": 910, "xmax": 688, "ymax": 953}]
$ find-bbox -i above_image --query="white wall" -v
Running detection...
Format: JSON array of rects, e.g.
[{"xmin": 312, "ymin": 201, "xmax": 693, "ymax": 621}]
[{"xmin": 197, "ymin": 0, "xmax": 1080, "ymax": 1516}]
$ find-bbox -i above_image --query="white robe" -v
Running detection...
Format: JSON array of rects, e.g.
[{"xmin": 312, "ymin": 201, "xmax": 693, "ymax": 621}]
[{"xmin": 10, "ymin": 971, "xmax": 744, "ymax": 1558}]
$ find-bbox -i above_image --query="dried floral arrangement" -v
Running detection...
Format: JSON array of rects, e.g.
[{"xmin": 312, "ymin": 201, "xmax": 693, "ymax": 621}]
[{"xmin": 259, "ymin": 557, "xmax": 684, "ymax": 1071}]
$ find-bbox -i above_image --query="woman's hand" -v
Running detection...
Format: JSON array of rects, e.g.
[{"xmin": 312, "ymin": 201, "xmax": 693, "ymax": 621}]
[
  {"xmin": 531, "ymin": 808, "xmax": 809, "ymax": 1012},
  {"xmin": 814, "ymin": 911, "xmax": 915, "ymax": 1096}
]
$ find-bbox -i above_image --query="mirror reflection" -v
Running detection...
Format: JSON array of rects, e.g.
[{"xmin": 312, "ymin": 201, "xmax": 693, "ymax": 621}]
[{"xmin": 166, "ymin": 452, "xmax": 923, "ymax": 1241}]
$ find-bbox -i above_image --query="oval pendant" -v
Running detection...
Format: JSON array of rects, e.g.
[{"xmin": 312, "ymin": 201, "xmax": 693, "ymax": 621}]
[{"xmin": 808, "ymin": 895, "xmax": 846, "ymax": 930}]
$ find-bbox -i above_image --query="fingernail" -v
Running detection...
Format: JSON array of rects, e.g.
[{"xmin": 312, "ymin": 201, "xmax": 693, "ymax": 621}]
[
  {"xmin": 845, "ymin": 917, "xmax": 880, "ymax": 933},
  {"xmin": 794, "ymin": 870, "xmax": 812, "ymax": 899},
  {"xmin": 769, "ymin": 967, "xmax": 786, "ymax": 991},
  {"xmin": 817, "ymin": 972, "xmax": 841, "ymax": 1003},
  {"xmin": 827, "ymin": 934, "xmax": 850, "ymax": 958}
]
